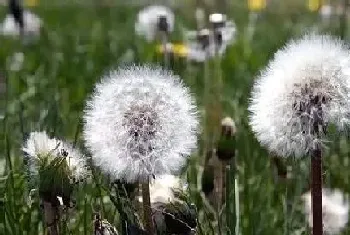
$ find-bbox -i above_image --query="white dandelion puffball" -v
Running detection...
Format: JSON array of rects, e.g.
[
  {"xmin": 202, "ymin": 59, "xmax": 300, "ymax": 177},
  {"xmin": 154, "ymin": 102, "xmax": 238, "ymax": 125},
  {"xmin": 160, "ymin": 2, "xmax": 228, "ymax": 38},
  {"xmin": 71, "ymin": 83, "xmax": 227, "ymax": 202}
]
[
  {"xmin": 22, "ymin": 131, "xmax": 86, "ymax": 179},
  {"xmin": 302, "ymin": 188, "xmax": 349, "ymax": 235},
  {"xmin": 138, "ymin": 174, "xmax": 188, "ymax": 204},
  {"xmin": 135, "ymin": 5, "xmax": 174, "ymax": 42},
  {"xmin": 248, "ymin": 34, "xmax": 350, "ymax": 157},
  {"xmin": 83, "ymin": 66, "xmax": 198, "ymax": 183},
  {"xmin": 0, "ymin": 11, "xmax": 42, "ymax": 37}
]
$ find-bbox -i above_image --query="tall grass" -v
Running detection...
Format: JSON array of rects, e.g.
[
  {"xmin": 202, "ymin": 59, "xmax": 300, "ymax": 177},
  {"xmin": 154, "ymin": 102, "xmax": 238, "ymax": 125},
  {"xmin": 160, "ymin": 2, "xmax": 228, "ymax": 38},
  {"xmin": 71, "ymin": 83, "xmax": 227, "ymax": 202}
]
[{"xmin": 1, "ymin": 2, "xmax": 350, "ymax": 235}]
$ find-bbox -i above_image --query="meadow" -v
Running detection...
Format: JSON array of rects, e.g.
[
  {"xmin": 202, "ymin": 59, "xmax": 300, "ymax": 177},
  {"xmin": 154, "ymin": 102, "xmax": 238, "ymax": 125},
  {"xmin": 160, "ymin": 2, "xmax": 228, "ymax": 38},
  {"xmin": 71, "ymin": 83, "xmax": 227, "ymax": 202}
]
[{"xmin": 1, "ymin": 1, "xmax": 350, "ymax": 234}]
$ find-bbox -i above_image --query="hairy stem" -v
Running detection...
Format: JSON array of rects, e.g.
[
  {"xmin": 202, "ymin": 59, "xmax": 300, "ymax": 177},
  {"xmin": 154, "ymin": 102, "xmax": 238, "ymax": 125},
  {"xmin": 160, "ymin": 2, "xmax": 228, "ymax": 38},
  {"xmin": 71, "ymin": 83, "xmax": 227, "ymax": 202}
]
[
  {"xmin": 311, "ymin": 147, "xmax": 323, "ymax": 235},
  {"xmin": 142, "ymin": 181, "xmax": 154, "ymax": 235}
]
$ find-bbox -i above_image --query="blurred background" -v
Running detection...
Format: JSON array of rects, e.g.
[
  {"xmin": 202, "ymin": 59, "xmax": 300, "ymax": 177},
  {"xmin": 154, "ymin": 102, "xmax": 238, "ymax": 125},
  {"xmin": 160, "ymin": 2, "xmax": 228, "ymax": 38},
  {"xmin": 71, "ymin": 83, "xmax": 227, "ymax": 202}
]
[{"xmin": 1, "ymin": 0, "xmax": 350, "ymax": 234}]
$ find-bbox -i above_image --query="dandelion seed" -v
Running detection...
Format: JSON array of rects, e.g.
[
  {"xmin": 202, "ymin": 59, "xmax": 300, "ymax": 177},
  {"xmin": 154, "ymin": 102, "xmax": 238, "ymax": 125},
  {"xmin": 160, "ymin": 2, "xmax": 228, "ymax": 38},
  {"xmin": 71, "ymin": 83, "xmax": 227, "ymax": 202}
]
[
  {"xmin": 302, "ymin": 188, "xmax": 349, "ymax": 235},
  {"xmin": 248, "ymin": 34, "xmax": 350, "ymax": 158},
  {"xmin": 83, "ymin": 66, "xmax": 199, "ymax": 183},
  {"xmin": 135, "ymin": 5, "xmax": 174, "ymax": 42}
]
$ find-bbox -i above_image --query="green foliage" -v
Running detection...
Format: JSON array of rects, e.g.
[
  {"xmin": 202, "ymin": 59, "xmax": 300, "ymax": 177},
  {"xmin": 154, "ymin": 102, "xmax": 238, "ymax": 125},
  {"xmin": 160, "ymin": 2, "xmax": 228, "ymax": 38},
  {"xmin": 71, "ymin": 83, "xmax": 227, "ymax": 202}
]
[{"xmin": 1, "ymin": 2, "xmax": 350, "ymax": 235}]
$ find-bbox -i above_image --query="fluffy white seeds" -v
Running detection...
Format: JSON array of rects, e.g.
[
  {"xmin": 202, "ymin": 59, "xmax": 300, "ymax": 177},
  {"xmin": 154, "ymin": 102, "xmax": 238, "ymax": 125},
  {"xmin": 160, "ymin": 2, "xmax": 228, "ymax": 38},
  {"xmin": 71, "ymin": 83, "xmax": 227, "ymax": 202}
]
[
  {"xmin": 0, "ymin": 11, "xmax": 42, "ymax": 37},
  {"xmin": 22, "ymin": 131, "xmax": 86, "ymax": 179},
  {"xmin": 302, "ymin": 188, "xmax": 349, "ymax": 235},
  {"xmin": 135, "ymin": 5, "xmax": 174, "ymax": 42},
  {"xmin": 138, "ymin": 174, "xmax": 187, "ymax": 204},
  {"xmin": 249, "ymin": 34, "xmax": 350, "ymax": 157},
  {"xmin": 83, "ymin": 66, "xmax": 198, "ymax": 183},
  {"xmin": 184, "ymin": 20, "xmax": 236, "ymax": 62},
  {"xmin": 209, "ymin": 13, "xmax": 227, "ymax": 24}
]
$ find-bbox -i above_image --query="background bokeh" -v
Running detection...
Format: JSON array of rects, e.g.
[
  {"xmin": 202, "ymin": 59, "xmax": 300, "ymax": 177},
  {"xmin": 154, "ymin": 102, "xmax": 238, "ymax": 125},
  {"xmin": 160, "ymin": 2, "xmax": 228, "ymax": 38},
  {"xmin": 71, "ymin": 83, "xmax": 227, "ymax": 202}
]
[{"xmin": 1, "ymin": 0, "xmax": 350, "ymax": 234}]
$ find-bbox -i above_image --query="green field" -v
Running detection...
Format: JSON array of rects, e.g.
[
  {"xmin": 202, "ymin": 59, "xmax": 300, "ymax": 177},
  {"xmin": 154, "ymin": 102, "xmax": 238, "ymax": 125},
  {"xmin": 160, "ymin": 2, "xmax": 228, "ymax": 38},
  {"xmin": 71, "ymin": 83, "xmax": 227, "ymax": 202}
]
[{"xmin": 1, "ymin": 1, "xmax": 350, "ymax": 234}]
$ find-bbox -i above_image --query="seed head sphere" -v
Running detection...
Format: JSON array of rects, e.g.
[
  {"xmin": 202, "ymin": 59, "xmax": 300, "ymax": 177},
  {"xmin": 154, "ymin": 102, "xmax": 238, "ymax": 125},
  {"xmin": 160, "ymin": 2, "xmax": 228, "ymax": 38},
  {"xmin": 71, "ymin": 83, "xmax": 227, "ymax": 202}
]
[
  {"xmin": 249, "ymin": 34, "xmax": 350, "ymax": 157},
  {"xmin": 83, "ymin": 66, "xmax": 199, "ymax": 182}
]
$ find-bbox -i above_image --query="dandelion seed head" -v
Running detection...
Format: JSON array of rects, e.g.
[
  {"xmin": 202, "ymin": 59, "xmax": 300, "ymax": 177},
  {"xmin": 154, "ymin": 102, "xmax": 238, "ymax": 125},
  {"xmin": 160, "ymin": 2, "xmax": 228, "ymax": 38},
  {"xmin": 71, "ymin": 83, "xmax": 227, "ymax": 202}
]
[
  {"xmin": 0, "ymin": 11, "xmax": 42, "ymax": 37},
  {"xmin": 83, "ymin": 65, "xmax": 199, "ymax": 183},
  {"xmin": 248, "ymin": 34, "xmax": 350, "ymax": 157},
  {"xmin": 135, "ymin": 5, "xmax": 174, "ymax": 42},
  {"xmin": 22, "ymin": 131, "xmax": 86, "ymax": 180},
  {"xmin": 302, "ymin": 188, "xmax": 349, "ymax": 235}
]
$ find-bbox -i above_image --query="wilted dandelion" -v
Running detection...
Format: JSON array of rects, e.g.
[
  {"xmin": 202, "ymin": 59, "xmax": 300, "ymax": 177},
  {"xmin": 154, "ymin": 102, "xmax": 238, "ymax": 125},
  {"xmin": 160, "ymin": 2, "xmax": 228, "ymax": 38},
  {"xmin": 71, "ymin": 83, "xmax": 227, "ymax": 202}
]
[
  {"xmin": 23, "ymin": 131, "xmax": 86, "ymax": 184},
  {"xmin": 83, "ymin": 66, "xmax": 198, "ymax": 183},
  {"xmin": 248, "ymin": 34, "xmax": 350, "ymax": 235},
  {"xmin": 22, "ymin": 131, "xmax": 86, "ymax": 234},
  {"xmin": 135, "ymin": 5, "xmax": 174, "ymax": 42},
  {"xmin": 218, "ymin": 117, "xmax": 236, "ymax": 161},
  {"xmin": 302, "ymin": 188, "xmax": 349, "ymax": 235}
]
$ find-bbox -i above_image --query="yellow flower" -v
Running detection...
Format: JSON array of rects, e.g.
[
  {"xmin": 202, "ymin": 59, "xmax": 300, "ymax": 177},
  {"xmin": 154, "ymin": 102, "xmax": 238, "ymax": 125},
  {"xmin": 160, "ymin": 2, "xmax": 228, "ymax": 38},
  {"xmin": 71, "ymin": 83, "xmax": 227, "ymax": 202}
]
[
  {"xmin": 24, "ymin": 0, "xmax": 39, "ymax": 7},
  {"xmin": 248, "ymin": 0, "xmax": 266, "ymax": 11},
  {"xmin": 156, "ymin": 43, "xmax": 188, "ymax": 57},
  {"xmin": 308, "ymin": 0, "xmax": 323, "ymax": 12}
]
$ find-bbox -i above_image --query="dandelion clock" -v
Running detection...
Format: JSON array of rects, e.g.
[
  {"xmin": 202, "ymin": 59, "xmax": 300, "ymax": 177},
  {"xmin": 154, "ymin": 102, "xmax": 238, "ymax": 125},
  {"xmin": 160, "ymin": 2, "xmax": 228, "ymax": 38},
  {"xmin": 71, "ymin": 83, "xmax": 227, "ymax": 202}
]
[
  {"xmin": 135, "ymin": 5, "xmax": 174, "ymax": 42},
  {"xmin": 248, "ymin": 34, "xmax": 350, "ymax": 235},
  {"xmin": 0, "ymin": 10, "xmax": 42, "ymax": 37},
  {"xmin": 83, "ymin": 65, "xmax": 199, "ymax": 234}
]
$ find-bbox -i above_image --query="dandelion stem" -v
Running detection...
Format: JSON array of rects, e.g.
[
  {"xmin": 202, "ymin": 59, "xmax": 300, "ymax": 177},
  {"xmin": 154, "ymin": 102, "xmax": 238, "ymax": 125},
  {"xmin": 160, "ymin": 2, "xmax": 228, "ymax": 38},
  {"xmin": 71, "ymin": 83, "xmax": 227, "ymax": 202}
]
[
  {"xmin": 311, "ymin": 146, "xmax": 323, "ymax": 235},
  {"xmin": 225, "ymin": 162, "xmax": 231, "ymax": 234},
  {"xmin": 234, "ymin": 175, "xmax": 240, "ymax": 235},
  {"xmin": 142, "ymin": 180, "xmax": 154, "ymax": 235},
  {"xmin": 162, "ymin": 32, "xmax": 169, "ymax": 68},
  {"xmin": 339, "ymin": 0, "xmax": 349, "ymax": 40},
  {"xmin": 202, "ymin": 49, "xmax": 211, "ymax": 164},
  {"xmin": 43, "ymin": 201, "xmax": 59, "ymax": 235},
  {"xmin": 310, "ymin": 94, "xmax": 324, "ymax": 235}
]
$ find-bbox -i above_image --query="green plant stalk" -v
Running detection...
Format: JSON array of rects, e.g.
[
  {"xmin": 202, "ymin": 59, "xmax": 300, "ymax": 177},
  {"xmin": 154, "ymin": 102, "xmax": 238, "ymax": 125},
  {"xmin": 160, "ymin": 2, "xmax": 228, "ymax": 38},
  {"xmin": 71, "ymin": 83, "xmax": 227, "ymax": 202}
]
[
  {"xmin": 214, "ymin": 46, "xmax": 224, "ymax": 235},
  {"xmin": 339, "ymin": 0, "xmax": 349, "ymax": 40},
  {"xmin": 234, "ymin": 175, "xmax": 240, "ymax": 235},
  {"xmin": 142, "ymin": 180, "xmax": 154, "ymax": 235},
  {"xmin": 5, "ymin": 133, "xmax": 18, "ymax": 235},
  {"xmin": 213, "ymin": 47, "xmax": 223, "ymax": 148},
  {"xmin": 43, "ymin": 201, "xmax": 59, "ymax": 235},
  {"xmin": 283, "ymin": 186, "xmax": 288, "ymax": 235},
  {"xmin": 311, "ymin": 147, "xmax": 323, "ymax": 235},
  {"xmin": 225, "ymin": 162, "xmax": 231, "ymax": 235},
  {"xmin": 162, "ymin": 32, "xmax": 169, "ymax": 68},
  {"xmin": 202, "ymin": 50, "xmax": 211, "ymax": 164}
]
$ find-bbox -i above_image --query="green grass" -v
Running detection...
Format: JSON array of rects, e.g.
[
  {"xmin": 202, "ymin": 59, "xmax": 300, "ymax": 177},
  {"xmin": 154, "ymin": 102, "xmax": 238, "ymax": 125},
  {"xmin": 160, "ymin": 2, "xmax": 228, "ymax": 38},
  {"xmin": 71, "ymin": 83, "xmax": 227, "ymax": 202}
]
[{"xmin": 1, "ymin": 2, "xmax": 350, "ymax": 235}]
